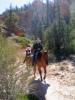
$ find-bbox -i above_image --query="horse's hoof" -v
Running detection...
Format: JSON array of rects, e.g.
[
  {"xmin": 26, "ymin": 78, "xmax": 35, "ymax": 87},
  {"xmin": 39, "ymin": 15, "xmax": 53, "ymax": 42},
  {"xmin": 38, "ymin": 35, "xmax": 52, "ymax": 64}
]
[
  {"xmin": 40, "ymin": 76, "xmax": 43, "ymax": 81},
  {"xmin": 43, "ymin": 76, "xmax": 46, "ymax": 80},
  {"xmin": 40, "ymin": 78, "xmax": 43, "ymax": 81},
  {"xmin": 34, "ymin": 76, "xmax": 35, "ymax": 79}
]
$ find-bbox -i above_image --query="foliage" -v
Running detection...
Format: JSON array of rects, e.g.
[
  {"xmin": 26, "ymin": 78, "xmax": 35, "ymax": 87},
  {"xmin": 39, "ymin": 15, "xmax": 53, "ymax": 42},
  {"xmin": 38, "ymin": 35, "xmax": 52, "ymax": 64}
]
[
  {"xmin": 16, "ymin": 93, "xmax": 29, "ymax": 100},
  {"xmin": 43, "ymin": 0, "xmax": 73, "ymax": 59},
  {"xmin": 43, "ymin": 20, "xmax": 73, "ymax": 59},
  {"xmin": 1, "ymin": 0, "xmax": 75, "ymax": 58},
  {"xmin": 43, "ymin": 26, "xmax": 54, "ymax": 51},
  {"xmin": 13, "ymin": 36, "xmax": 32, "ymax": 48},
  {"xmin": 0, "ymin": 34, "xmax": 17, "ymax": 100},
  {"xmin": 69, "ymin": 28, "xmax": 75, "ymax": 53},
  {"xmin": 16, "ymin": 93, "xmax": 39, "ymax": 100},
  {"xmin": 4, "ymin": 5, "xmax": 19, "ymax": 36}
]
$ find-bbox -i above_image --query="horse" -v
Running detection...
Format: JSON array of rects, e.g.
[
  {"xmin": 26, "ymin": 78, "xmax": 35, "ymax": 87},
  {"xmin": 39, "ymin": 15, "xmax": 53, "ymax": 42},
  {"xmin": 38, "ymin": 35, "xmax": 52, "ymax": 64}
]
[
  {"xmin": 33, "ymin": 51, "xmax": 48, "ymax": 81},
  {"xmin": 23, "ymin": 46, "xmax": 32, "ymax": 70},
  {"xmin": 23, "ymin": 47, "xmax": 48, "ymax": 81}
]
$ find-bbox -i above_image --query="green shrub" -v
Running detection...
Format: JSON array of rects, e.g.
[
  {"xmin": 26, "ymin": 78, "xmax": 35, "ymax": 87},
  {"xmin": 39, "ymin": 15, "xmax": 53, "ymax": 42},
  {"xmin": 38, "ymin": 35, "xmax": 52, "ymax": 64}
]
[
  {"xmin": 43, "ymin": 26, "xmax": 55, "ymax": 52},
  {"xmin": 27, "ymin": 94, "xmax": 39, "ymax": 100},
  {"xmin": 13, "ymin": 36, "xmax": 32, "ymax": 48},
  {"xmin": 16, "ymin": 93, "xmax": 39, "ymax": 100},
  {"xmin": 70, "ymin": 40, "xmax": 75, "ymax": 53},
  {"xmin": 16, "ymin": 94, "xmax": 29, "ymax": 100}
]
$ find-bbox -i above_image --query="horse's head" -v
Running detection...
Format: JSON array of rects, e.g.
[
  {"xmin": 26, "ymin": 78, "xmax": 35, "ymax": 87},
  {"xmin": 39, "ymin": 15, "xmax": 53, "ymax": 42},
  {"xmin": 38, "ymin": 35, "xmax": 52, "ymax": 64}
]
[
  {"xmin": 25, "ymin": 46, "xmax": 32, "ymax": 57},
  {"xmin": 42, "ymin": 51, "xmax": 48, "ymax": 56}
]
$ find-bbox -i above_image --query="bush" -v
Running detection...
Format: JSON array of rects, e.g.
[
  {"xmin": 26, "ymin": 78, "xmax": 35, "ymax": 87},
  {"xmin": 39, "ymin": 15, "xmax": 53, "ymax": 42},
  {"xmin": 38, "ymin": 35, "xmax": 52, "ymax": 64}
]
[
  {"xmin": 0, "ymin": 34, "xmax": 17, "ymax": 100},
  {"xmin": 43, "ymin": 26, "xmax": 55, "ymax": 52},
  {"xmin": 14, "ymin": 36, "xmax": 32, "ymax": 48},
  {"xmin": 16, "ymin": 93, "xmax": 39, "ymax": 100},
  {"xmin": 16, "ymin": 93, "xmax": 29, "ymax": 100},
  {"xmin": 70, "ymin": 40, "xmax": 75, "ymax": 53}
]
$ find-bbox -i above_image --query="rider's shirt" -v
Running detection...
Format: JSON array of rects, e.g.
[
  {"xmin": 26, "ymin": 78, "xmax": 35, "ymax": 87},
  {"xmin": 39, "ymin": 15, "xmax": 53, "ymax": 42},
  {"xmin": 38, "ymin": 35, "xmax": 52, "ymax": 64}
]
[{"xmin": 32, "ymin": 43, "xmax": 43, "ymax": 52}]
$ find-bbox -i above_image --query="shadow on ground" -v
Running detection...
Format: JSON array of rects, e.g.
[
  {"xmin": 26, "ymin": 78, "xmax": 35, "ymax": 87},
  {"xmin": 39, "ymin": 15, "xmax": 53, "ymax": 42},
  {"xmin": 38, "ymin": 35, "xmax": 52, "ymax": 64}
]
[
  {"xmin": 27, "ymin": 79, "xmax": 50, "ymax": 100},
  {"xmin": 69, "ymin": 55, "xmax": 75, "ymax": 66}
]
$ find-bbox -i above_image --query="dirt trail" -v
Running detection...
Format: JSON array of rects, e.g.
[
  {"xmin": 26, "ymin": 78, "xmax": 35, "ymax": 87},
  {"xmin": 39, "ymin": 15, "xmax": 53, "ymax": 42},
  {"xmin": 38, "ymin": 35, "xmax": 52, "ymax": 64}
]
[
  {"xmin": 45, "ymin": 60, "xmax": 75, "ymax": 100},
  {"xmin": 45, "ymin": 78, "xmax": 75, "ymax": 100},
  {"xmin": 30, "ymin": 60, "xmax": 75, "ymax": 100},
  {"xmin": 15, "ymin": 49, "xmax": 75, "ymax": 100}
]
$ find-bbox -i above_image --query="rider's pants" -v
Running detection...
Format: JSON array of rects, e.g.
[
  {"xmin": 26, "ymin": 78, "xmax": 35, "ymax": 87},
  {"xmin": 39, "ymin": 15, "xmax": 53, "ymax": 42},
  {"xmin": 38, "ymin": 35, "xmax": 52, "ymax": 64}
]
[{"xmin": 32, "ymin": 51, "xmax": 39, "ymax": 65}]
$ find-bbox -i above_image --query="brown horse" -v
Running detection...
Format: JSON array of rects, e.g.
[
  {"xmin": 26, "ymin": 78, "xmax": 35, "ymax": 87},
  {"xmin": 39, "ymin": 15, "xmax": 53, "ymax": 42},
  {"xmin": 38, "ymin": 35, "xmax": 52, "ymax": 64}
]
[
  {"xmin": 33, "ymin": 51, "xmax": 48, "ymax": 81},
  {"xmin": 23, "ymin": 47, "xmax": 48, "ymax": 81},
  {"xmin": 23, "ymin": 46, "xmax": 32, "ymax": 69}
]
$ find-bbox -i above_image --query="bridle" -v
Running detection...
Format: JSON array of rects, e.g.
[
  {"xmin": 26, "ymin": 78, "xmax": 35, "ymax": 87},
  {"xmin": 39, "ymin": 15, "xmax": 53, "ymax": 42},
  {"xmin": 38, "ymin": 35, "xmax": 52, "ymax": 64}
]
[{"xmin": 25, "ymin": 47, "xmax": 32, "ymax": 57}]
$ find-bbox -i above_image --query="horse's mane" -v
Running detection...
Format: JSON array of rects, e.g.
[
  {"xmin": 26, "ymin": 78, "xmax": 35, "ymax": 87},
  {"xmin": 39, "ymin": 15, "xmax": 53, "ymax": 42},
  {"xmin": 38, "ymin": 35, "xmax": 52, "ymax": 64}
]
[
  {"xmin": 43, "ymin": 51, "xmax": 48, "ymax": 65},
  {"xmin": 37, "ymin": 51, "xmax": 48, "ymax": 65}
]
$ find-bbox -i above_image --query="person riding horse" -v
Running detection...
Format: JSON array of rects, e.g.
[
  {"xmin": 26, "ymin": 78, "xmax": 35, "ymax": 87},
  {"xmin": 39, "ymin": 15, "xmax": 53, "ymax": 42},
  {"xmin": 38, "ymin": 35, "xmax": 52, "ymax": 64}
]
[
  {"xmin": 23, "ymin": 38, "xmax": 48, "ymax": 80},
  {"xmin": 32, "ymin": 38, "xmax": 43, "ymax": 66}
]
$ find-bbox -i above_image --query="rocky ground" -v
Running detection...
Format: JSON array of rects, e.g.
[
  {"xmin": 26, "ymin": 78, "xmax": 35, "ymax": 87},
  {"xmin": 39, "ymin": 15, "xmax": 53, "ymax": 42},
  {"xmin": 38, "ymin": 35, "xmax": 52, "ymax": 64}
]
[{"xmin": 45, "ymin": 59, "xmax": 75, "ymax": 100}]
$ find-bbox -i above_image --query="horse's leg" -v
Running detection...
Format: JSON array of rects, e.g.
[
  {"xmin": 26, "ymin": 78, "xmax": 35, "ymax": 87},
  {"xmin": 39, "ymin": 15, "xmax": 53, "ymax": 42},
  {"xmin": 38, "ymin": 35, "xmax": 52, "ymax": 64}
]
[
  {"xmin": 38, "ymin": 67, "xmax": 42, "ymax": 81},
  {"xmin": 26, "ymin": 61, "xmax": 29, "ymax": 70},
  {"xmin": 23, "ymin": 56, "xmax": 26, "ymax": 63},
  {"xmin": 33, "ymin": 66, "xmax": 36, "ymax": 78},
  {"xmin": 43, "ymin": 66, "xmax": 46, "ymax": 80}
]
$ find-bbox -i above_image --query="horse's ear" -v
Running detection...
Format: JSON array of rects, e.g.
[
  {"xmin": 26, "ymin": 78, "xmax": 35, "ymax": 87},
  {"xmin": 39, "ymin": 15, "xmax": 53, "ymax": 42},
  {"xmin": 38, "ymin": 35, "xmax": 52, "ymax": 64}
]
[
  {"xmin": 44, "ymin": 50, "xmax": 48, "ymax": 53},
  {"xmin": 46, "ymin": 50, "xmax": 48, "ymax": 53}
]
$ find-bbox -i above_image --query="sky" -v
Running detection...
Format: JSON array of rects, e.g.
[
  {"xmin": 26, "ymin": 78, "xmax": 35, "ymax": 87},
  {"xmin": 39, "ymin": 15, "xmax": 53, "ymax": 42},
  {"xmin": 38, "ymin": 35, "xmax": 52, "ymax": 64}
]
[
  {"xmin": 0, "ymin": 0, "xmax": 34, "ymax": 14},
  {"xmin": 0, "ymin": 0, "xmax": 53, "ymax": 14}
]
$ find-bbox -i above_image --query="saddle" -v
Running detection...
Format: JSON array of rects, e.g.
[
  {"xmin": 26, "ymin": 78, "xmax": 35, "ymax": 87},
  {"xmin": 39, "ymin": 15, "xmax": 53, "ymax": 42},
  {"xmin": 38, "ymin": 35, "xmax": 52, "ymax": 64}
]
[
  {"xmin": 37, "ymin": 51, "xmax": 42, "ymax": 60},
  {"xmin": 39, "ymin": 51, "xmax": 48, "ymax": 65},
  {"xmin": 35, "ymin": 51, "xmax": 48, "ymax": 65}
]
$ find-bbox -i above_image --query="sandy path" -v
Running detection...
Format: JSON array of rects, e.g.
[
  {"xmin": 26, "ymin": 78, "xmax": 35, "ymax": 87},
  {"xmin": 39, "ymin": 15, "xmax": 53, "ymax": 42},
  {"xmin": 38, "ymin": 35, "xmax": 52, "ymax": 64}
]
[
  {"xmin": 15, "ymin": 49, "xmax": 75, "ymax": 100},
  {"xmin": 32, "ymin": 60, "xmax": 75, "ymax": 100},
  {"xmin": 45, "ymin": 78, "xmax": 75, "ymax": 100}
]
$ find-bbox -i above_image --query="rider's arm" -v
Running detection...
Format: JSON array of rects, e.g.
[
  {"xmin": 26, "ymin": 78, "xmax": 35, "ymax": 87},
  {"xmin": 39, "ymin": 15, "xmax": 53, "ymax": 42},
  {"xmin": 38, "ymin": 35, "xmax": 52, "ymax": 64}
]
[
  {"xmin": 32, "ymin": 43, "xmax": 37, "ymax": 52},
  {"xmin": 40, "ymin": 43, "xmax": 43, "ymax": 50}
]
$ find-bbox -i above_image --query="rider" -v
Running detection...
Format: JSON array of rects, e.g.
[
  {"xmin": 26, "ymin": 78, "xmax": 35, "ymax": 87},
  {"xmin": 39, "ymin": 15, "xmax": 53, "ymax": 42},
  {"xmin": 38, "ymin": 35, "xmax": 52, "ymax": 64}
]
[{"xmin": 32, "ymin": 37, "xmax": 43, "ymax": 66}]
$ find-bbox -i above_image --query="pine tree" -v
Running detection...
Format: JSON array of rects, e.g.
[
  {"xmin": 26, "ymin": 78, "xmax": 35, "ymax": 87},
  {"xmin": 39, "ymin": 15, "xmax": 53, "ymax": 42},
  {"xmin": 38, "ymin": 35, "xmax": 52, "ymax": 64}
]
[{"xmin": 4, "ymin": 4, "xmax": 18, "ymax": 36}]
